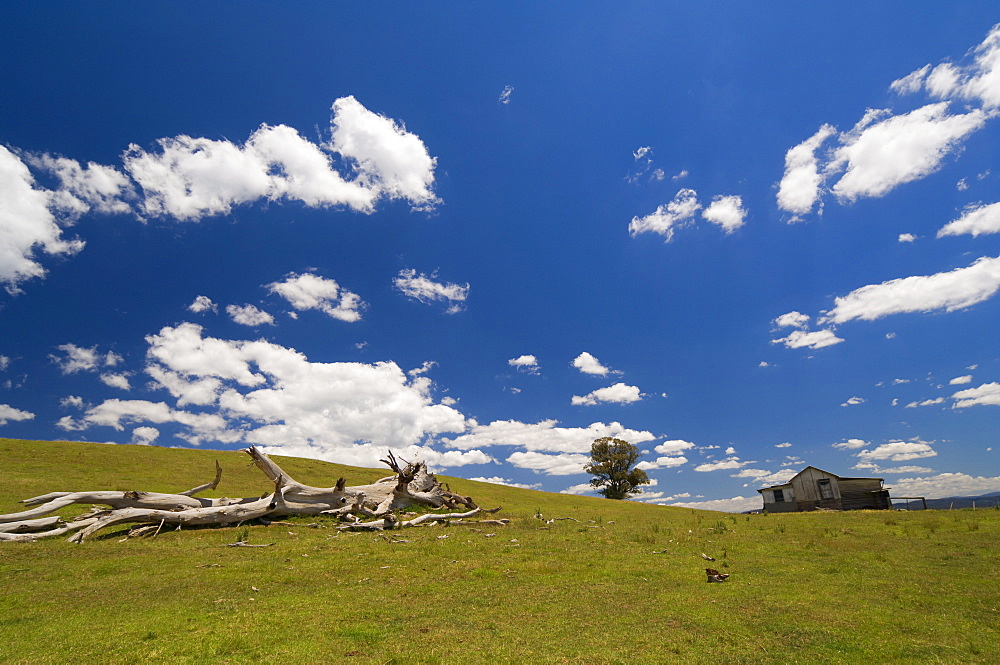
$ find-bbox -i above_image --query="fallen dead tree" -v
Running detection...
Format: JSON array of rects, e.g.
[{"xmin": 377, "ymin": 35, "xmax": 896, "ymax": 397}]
[{"xmin": 0, "ymin": 447, "xmax": 499, "ymax": 543}]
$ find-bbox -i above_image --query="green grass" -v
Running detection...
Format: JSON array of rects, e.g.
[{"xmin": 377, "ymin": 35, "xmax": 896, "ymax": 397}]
[{"xmin": 1, "ymin": 438, "xmax": 999, "ymax": 664}]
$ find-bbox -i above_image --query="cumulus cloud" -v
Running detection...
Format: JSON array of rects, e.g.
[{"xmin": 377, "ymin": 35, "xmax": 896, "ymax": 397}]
[
  {"xmin": 667, "ymin": 495, "xmax": 762, "ymax": 513},
  {"xmin": 0, "ymin": 403, "xmax": 35, "ymax": 425},
  {"xmin": 951, "ymin": 381, "xmax": 1000, "ymax": 408},
  {"xmin": 856, "ymin": 439, "xmax": 937, "ymax": 462},
  {"xmin": 950, "ymin": 375, "xmax": 974, "ymax": 385},
  {"xmin": 905, "ymin": 397, "xmax": 946, "ymax": 408},
  {"xmin": 65, "ymin": 322, "xmax": 475, "ymax": 467},
  {"xmin": 126, "ymin": 96, "xmax": 437, "ymax": 220},
  {"xmin": 268, "ymin": 272, "xmax": 364, "ymax": 322},
  {"xmin": 499, "ymin": 85, "xmax": 514, "ymax": 105},
  {"xmin": 188, "ymin": 295, "xmax": 217, "ymax": 314},
  {"xmin": 702, "ymin": 195, "xmax": 747, "ymax": 233},
  {"xmin": 50, "ymin": 344, "xmax": 121, "ymax": 375},
  {"xmin": 833, "ymin": 438, "xmax": 869, "ymax": 450},
  {"xmin": 28, "ymin": 153, "xmax": 133, "ymax": 217},
  {"xmin": 507, "ymin": 355, "xmax": 539, "ymax": 374},
  {"xmin": 506, "ymin": 451, "xmax": 591, "ymax": 476},
  {"xmin": 628, "ymin": 188, "xmax": 701, "ymax": 242},
  {"xmin": 0, "ymin": 145, "xmax": 86, "ymax": 291},
  {"xmin": 443, "ymin": 418, "xmax": 656, "ymax": 454},
  {"xmin": 130, "ymin": 426, "xmax": 159, "ymax": 446},
  {"xmin": 827, "ymin": 103, "xmax": 989, "ymax": 202},
  {"xmin": 771, "ymin": 328, "xmax": 844, "ymax": 350},
  {"xmin": 937, "ymin": 201, "xmax": 1000, "ymax": 237},
  {"xmin": 775, "ymin": 442, "xmax": 792, "ymax": 448},
  {"xmin": 572, "ymin": 351, "xmax": 615, "ymax": 376},
  {"xmin": 100, "ymin": 372, "xmax": 132, "ymax": 390},
  {"xmin": 841, "ymin": 396, "xmax": 865, "ymax": 407},
  {"xmin": 898, "ymin": 233, "xmax": 917, "ymax": 243},
  {"xmin": 636, "ymin": 455, "xmax": 687, "ymax": 471},
  {"xmin": 773, "ymin": 311, "xmax": 810, "ymax": 329},
  {"xmin": 892, "ymin": 24, "xmax": 1000, "ymax": 109},
  {"xmin": 328, "ymin": 96, "xmax": 440, "ymax": 211},
  {"xmin": 891, "ymin": 471, "xmax": 1000, "ymax": 498},
  {"xmin": 776, "ymin": 124, "xmax": 836, "ymax": 218},
  {"xmin": 469, "ymin": 476, "xmax": 541, "ymax": 490},
  {"xmin": 571, "ymin": 383, "xmax": 642, "ymax": 406},
  {"xmin": 694, "ymin": 457, "xmax": 746, "ymax": 472},
  {"xmin": 732, "ymin": 468, "xmax": 796, "ymax": 486},
  {"xmin": 2, "ymin": 98, "xmax": 439, "ymax": 291},
  {"xmin": 820, "ymin": 255, "xmax": 1000, "ymax": 324},
  {"xmin": 394, "ymin": 269, "xmax": 469, "ymax": 313},
  {"xmin": 226, "ymin": 304, "xmax": 275, "ymax": 327}
]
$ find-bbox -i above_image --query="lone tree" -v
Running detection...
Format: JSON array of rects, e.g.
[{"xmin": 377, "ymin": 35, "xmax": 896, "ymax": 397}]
[{"xmin": 584, "ymin": 437, "xmax": 650, "ymax": 499}]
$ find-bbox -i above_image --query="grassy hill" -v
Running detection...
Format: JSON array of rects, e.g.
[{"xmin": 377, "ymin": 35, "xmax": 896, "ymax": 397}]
[{"xmin": 1, "ymin": 438, "xmax": 998, "ymax": 664}]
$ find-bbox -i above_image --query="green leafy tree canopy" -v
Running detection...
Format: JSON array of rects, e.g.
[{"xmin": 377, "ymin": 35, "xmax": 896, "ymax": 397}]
[{"xmin": 584, "ymin": 437, "xmax": 650, "ymax": 500}]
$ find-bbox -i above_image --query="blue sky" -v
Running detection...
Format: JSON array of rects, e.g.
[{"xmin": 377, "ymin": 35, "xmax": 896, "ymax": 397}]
[{"xmin": 2, "ymin": 3, "xmax": 999, "ymax": 511}]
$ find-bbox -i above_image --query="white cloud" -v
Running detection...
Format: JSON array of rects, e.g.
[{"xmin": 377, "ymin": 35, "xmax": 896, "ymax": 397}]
[
  {"xmin": 28, "ymin": 153, "xmax": 133, "ymax": 216},
  {"xmin": 633, "ymin": 146, "xmax": 652, "ymax": 161},
  {"xmin": 951, "ymin": 382, "xmax": 1000, "ymax": 408},
  {"xmin": 856, "ymin": 440, "xmax": 937, "ymax": 462},
  {"xmin": 890, "ymin": 64, "xmax": 932, "ymax": 95},
  {"xmin": 905, "ymin": 397, "xmax": 946, "ymax": 408},
  {"xmin": 820, "ymin": 255, "xmax": 1000, "ymax": 324},
  {"xmin": 60, "ymin": 395, "xmax": 84, "ymax": 409},
  {"xmin": 899, "ymin": 24, "xmax": 1000, "ymax": 109},
  {"xmin": 394, "ymin": 269, "xmax": 469, "ymax": 313},
  {"xmin": 560, "ymin": 482, "xmax": 597, "ymax": 495},
  {"xmin": 775, "ymin": 442, "xmax": 792, "ymax": 448},
  {"xmin": 937, "ymin": 202, "xmax": 1000, "ymax": 238},
  {"xmin": 507, "ymin": 451, "xmax": 591, "ymax": 476},
  {"xmin": 891, "ymin": 472, "xmax": 1000, "ymax": 498},
  {"xmin": 572, "ymin": 351, "xmax": 614, "ymax": 376},
  {"xmin": 898, "ymin": 233, "xmax": 917, "ymax": 243},
  {"xmin": 636, "ymin": 455, "xmax": 687, "ymax": 471},
  {"xmin": 0, "ymin": 403, "xmax": 34, "ymax": 425},
  {"xmin": 226, "ymin": 304, "xmax": 275, "ymax": 327},
  {"xmin": 508, "ymin": 355, "xmax": 539, "ymax": 374},
  {"xmin": 268, "ymin": 272, "xmax": 364, "ymax": 322},
  {"xmin": 654, "ymin": 439, "xmax": 695, "ymax": 455},
  {"xmin": 667, "ymin": 495, "xmax": 762, "ymax": 513},
  {"xmin": 131, "ymin": 426, "xmax": 159, "ymax": 446},
  {"xmin": 469, "ymin": 476, "xmax": 541, "ymax": 490},
  {"xmin": 694, "ymin": 457, "xmax": 746, "ymax": 472},
  {"xmin": 773, "ymin": 311, "xmax": 810, "ymax": 329},
  {"xmin": 701, "ymin": 195, "xmax": 747, "ymax": 233},
  {"xmin": 950, "ymin": 375, "xmax": 974, "ymax": 385},
  {"xmin": 571, "ymin": 383, "xmax": 642, "ymax": 406},
  {"xmin": 841, "ymin": 396, "xmax": 865, "ymax": 407},
  {"xmin": 771, "ymin": 328, "xmax": 844, "ymax": 350},
  {"xmin": 828, "ymin": 103, "xmax": 990, "ymax": 202},
  {"xmin": 50, "ymin": 343, "xmax": 121, "ymax": 375},
  {"xmin": 442, "ymin": 418, "xmax": 656, "ymax": 454},
  {"xmin": 833, "ymin": 438, "xmax": 869, "ymax": 450},
  {"xmin": 628, "ymin": 188, "xmax": 701, "ymax": 242},
  {"xmin": 732, "ymin": 468, "xmax": 796, "ymax": 486},
  {"xmin": 328, "ymin": 95, "xmax": 439, "ymax": 210},
  {"xmin": 124, "ymin": 96, "xmax": 437, "ymax": 221},
  {"xmin": 188, "ymin": 295, "xmax": 217, "ymax": 314},
  {"xmin": 776, "ymin": 124, "xmax": 836, "ymax": 218},
  {"xmin": 0, "ymin": 145, "xmax": 85, "ymax": 291},
  {"xmin": 100, "ymin": 372, "xmax": 132, "ymax": 390},
  {"xmin": 499, "ymin": 85, "xmax": 514, "ymax": 105}
]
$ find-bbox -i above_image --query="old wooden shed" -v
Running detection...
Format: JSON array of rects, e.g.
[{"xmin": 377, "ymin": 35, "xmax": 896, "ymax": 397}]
[{"xmin": 757, "ymin": 466, "xmax": 891, "ymax": 512}]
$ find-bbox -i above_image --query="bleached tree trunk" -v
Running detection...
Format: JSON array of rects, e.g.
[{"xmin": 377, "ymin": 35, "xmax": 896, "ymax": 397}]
[{"xmin": 0, "ymin": 447, "xmax": 494, "ymax": 543}]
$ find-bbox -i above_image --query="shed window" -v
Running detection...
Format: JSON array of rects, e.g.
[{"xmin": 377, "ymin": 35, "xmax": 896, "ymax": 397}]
[
  {"xmin": 772, "ymin": 489, "xmax": 785, "ymax": 502},
  {"xmin": 817, "ymin": 479, "xmax": 833, "ymax": 499}
]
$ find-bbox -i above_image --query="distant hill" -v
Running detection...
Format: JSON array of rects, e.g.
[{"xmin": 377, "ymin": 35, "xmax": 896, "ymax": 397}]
[{"xmin": 896, "ymin": 491, "xmax": 1000, "ymax": 510}]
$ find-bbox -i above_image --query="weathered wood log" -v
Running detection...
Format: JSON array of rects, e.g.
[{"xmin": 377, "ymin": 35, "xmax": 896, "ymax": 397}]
[{"xmin": 1, "ymin": 447, "xmax": 496, "ymax": 543}]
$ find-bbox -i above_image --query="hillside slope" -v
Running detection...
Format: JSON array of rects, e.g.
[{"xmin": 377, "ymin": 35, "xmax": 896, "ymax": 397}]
[{"xmin": 2, "ymin": 438, "xmax": 999, "ymax": 664}]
